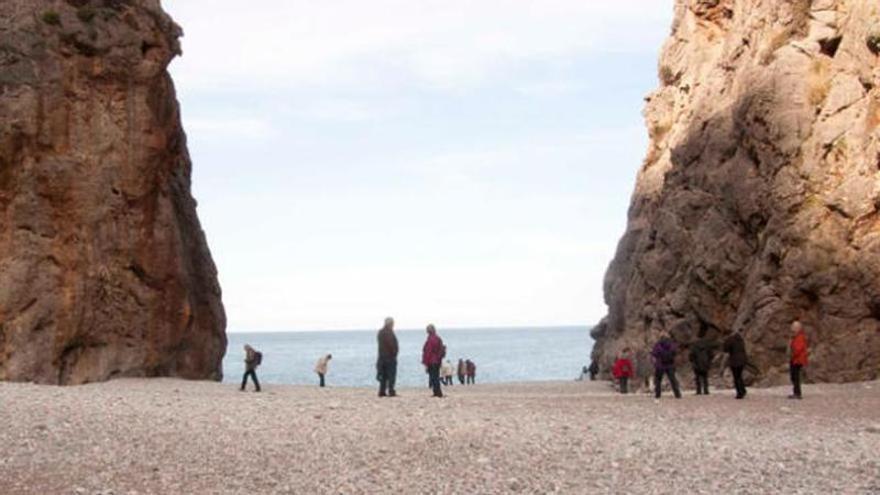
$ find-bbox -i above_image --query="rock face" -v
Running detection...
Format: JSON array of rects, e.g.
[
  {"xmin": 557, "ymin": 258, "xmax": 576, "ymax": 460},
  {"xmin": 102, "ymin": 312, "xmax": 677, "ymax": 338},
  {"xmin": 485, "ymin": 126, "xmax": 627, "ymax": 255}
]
[
  {"xmin": 0, "ymin": 0, "xmax": 226, "ymax": 384},
  {"xmin": 593, "ymin": 0, "xmax": 880, "ymax": 385}
]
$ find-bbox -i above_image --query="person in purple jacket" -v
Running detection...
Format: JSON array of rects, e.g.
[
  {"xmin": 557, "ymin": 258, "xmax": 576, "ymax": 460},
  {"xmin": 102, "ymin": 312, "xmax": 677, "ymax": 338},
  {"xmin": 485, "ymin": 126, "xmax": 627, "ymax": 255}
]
[{"xmin": 651, "ymin": 333, "xmax": 682, "ymax": 399}]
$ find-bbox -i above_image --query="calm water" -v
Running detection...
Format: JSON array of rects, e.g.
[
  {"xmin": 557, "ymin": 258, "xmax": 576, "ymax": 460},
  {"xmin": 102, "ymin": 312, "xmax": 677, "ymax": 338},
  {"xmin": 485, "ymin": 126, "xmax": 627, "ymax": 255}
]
[{"xmin": 224, "ymin": 326, "xmax": 592, "ymax": 388}]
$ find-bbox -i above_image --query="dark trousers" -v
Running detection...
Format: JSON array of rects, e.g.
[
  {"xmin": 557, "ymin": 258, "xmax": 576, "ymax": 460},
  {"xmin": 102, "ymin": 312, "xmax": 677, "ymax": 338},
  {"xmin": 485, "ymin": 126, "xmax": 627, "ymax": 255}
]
[
  {"xmin": 446, "ymin": 376, "xmax": 453, "ymax": 386},
  {"xmin": 731, "ymin": 366, "xmax": 747, "ymax": 398},
  {"xmin": 694, "ymin": 370, "xmax": 709, "ymax": 395},
  {"xmin": 589, "ymin": 371, "xmax": 597, "ymax": 381},
  {"xmin": 458, "ymin": 374, "xmax": 465, "ymax": 385},
  {"xmin": 378, "ymin": 360, "xmax": 397, "ymax": 397},
  {"xmin": 619, "ymin": 376, "xmax": 629, "ymax": 394},
  {"xmin": 467, "ymin": 375, "xmax": 475, "ymax": 385},
  {"xmin": 427, "ymin": 364, "xmax": 443, "ymax": 397},
  {"xmin": 790, "ymin": 364, "xmax": 803, "ymax": 397},
  {"xmin": 241, "ymin": 370, "xmax": 260, "ymax": 391},
  {"xmin": 318, "ymin": 373, "xmax": 325, "ymax": 388},
  {"xmin": 654, "ymin": 369, "xmax": 681, "ymax": 398}
]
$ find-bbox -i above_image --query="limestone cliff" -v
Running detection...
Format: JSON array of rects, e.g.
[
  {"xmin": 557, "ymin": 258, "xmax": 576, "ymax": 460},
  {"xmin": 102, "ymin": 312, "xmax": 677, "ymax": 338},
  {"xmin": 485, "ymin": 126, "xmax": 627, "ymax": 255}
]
[
  {"xmin": 593, "ymin": 0, "xmax": 880, "ymax": 384},
  {"xmin": 0, "ymin": 0, "xmax": 226, "ymax": 384}
]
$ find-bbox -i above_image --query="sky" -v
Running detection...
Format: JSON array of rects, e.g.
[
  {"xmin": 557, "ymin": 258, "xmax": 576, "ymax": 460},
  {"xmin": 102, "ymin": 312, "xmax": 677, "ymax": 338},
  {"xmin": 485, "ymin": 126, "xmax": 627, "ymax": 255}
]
[{"xmin": 162, "ymin": 0, "xmax": 674, "ymax": 332}]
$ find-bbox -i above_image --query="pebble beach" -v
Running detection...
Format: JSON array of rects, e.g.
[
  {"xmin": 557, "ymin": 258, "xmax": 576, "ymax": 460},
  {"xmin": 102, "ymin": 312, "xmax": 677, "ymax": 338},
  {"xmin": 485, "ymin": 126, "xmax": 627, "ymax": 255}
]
[{"xmin": 1, "ymin": 379, "xmax": 878, "ymax": 494}]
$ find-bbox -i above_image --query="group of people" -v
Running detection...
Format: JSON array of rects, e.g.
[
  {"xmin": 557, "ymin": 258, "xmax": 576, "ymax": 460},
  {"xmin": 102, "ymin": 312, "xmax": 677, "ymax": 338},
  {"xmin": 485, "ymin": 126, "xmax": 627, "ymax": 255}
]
[
  {"xmin": 450, "ymin": 359, "xmax": 477, "ymax": 385},
  {"xmin": 390, "ymin": 318, "xmax": 476, "ymax": 398},
  {"xmin": 239, "ymin": 317, "xmax": 479, "ymax": 398},
  {"xmin": 437, "ymin": 359, "xmax": 477, "ymax": 386},
  {"xmin": 606, "ymin": 320, "xmax": 810, "ymax": 400}
]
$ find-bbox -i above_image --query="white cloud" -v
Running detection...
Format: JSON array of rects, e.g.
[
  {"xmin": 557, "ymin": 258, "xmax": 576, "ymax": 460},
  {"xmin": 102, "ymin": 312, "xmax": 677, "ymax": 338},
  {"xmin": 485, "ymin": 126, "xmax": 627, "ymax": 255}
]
[{"xmin": 163, "ymin": 0, "xmax": 673, "ymax": 91}]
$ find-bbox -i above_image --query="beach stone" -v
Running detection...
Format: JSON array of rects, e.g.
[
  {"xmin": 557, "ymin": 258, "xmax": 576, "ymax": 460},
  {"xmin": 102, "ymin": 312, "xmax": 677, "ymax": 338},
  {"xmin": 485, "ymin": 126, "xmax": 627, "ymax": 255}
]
[
  {"xmin": 593, "ymin": 0, "xmax": 880, "ymax": 386},
  {"xmin": 0, "ymin": 0, "xmax": 226, "ymax": 384}
]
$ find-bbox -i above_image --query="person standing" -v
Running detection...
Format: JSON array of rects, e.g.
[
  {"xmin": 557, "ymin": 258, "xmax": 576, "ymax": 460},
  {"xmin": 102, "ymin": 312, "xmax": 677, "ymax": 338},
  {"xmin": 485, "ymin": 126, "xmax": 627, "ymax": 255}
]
[
  {"xmin": 240, "ymin": 344, "xmax": 262, "ymax": 392},
  {"xmin": 422, "ymin": 324, "xmax": 445, "ymax": 398},
  {"xmin": 442, "ymin": 360, "xmax": 455, "ymax": 386},
  {"xmin": 612, "ymin": 350, "xmax": 634, "ymax": 394},
  {"xmin": 314, "ymin": 354, "xmax": 332, "ymax": 388},
  {"xmin": 457, "ymin": 359, "xmax": 467, "ymax": 385},
  {"xmin": 588, "ymin": 360, "xmax": 599, "ymax": 381},
  {"xmin": 377, "ymin": 317, "xmax": 399, "ymax": 398},
  {"xmin": 466, "ymin": 360, "xmax": 476, "ymax": 384},
  {"xmin": 789, "ymin": 321, "xmax": 809, "ymax": 399},
  {"xmin": 651, "ymin": 334, "xmax": 682, "ymax": 399},
  {"xmin": 689, "ymin": 329, "xmax": 717, "ymax": 395},
  {"xmin": 722, "ymin": 331, "xmax": 748, "ymax": 399}
]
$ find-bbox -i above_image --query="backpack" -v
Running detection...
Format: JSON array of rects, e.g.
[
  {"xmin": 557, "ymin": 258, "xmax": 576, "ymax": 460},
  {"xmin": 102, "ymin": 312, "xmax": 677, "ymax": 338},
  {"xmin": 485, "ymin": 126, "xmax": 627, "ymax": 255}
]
[{"xmin": 254, "ymin": 351, "xmax": 263, "ymax": 366}]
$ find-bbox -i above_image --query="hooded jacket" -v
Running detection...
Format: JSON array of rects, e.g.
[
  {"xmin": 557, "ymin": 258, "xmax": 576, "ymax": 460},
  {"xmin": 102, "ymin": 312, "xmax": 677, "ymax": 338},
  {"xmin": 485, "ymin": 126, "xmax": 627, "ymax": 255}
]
[
  {"xmin": 422, "ymin": 333, "xmax": 444, "ymax": 366},
  {"xmin": 723, "ymin": 333, "xmax": 748, "ymax": 368},
  {"xmin": 612, "ymin": 358, "xmax": 634, "ymax": 379},
  {"xmin": 314, "ymin": 355, "xmax": 331, "ymax": 375},
  {"xmin": 651, "ymin": 338, "xmax": 678, "ymax": 371}
]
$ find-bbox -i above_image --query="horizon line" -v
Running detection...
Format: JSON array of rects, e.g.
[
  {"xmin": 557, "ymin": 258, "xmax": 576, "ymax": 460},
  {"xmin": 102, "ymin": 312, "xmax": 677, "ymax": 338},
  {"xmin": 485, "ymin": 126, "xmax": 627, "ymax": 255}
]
[{"xmin": 227, "ymin": 323, "xmax": 592, "ymax": 335}]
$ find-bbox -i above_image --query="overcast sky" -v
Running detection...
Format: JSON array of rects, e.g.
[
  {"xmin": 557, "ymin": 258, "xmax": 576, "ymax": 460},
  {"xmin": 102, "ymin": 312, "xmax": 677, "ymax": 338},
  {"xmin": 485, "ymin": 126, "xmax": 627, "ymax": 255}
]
[{"xmin": 162, "ymin": 0, "xmax": 674, "ymax": 332}]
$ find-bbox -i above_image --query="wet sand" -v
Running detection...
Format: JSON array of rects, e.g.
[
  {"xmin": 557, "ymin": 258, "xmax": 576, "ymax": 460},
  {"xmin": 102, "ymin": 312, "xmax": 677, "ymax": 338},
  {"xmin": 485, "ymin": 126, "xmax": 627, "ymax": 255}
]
[{"xmin": 1, "ymin": 378, "xmax": 878, "ymax": 494}]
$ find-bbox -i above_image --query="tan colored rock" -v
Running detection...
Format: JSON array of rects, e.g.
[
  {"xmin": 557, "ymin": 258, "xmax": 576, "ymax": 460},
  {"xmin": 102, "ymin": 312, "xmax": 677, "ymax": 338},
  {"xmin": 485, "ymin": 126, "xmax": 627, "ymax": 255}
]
[
  {"xmin": 594, "ymin": 0, "xmax": 880, "ymax": 385},
  {"xmin": 0, "ymin": 0, "xmax": 226, "ymax": 384}
]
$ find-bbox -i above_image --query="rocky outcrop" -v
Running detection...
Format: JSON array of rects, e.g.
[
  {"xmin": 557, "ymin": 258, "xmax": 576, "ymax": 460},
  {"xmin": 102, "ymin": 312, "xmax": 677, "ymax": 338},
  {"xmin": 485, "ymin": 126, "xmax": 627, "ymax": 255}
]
[
  {"xmin": 0, "ymin": 0, "xmax": 226, "ymax": 384},
  {"xmin": 593, "ymin": 0, "xmax": 880, "ymax": 385}
]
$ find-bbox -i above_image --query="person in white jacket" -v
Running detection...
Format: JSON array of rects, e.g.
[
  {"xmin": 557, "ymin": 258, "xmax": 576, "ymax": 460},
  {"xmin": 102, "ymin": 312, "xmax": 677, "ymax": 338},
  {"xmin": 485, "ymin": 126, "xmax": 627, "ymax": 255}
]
[
  {"xmin": 314, "ymin": 354, "xmax": 332, "ymax": 388},
  {"xmin": 441, "ymin": 360, "xmax": 454, "ymax": 386}
]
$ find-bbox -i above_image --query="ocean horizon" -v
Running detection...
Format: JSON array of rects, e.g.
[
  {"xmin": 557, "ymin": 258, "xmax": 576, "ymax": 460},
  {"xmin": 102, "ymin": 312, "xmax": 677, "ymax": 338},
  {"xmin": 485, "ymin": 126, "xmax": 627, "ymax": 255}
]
[{"xmin": 224, "ymin": 326, "xmax": 593, "ymax": 388}]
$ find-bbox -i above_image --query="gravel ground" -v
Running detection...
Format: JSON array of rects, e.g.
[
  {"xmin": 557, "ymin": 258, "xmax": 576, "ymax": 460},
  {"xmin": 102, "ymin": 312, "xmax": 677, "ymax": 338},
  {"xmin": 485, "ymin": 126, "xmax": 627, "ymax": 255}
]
[{"xmin": 1, "ymin": 378, "xmax": 878, "ymax": 494}]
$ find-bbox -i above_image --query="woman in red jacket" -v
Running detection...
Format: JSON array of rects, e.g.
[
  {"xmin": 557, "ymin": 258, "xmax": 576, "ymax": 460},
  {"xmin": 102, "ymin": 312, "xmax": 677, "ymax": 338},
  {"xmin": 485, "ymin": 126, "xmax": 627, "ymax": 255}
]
[
  {"xmin": 789, "ymin": 321, "xmax": 809, "ymax": 399},
  {"xmin": 612, "ymin": 349, "xmax": 634, "ymax": 394},
  {"xmin": 422, "ymin": 324, "xmax": 445, "ymax": 398}
]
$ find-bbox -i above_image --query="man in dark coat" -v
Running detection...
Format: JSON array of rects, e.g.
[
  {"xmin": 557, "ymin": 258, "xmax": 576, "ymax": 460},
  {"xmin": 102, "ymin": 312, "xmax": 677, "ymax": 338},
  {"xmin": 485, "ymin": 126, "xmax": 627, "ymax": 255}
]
[
  {"xmin": 651, "ymin": 334, "xmax": 682, "ymax": 399},
  {"xmin": 723, "ymin": 332, "xmax": 748, "ymax": 399},
  {"xmin": 377, "ymin": 317, "xmax": 399, "ymax": 397},
  {"xmin": 689, "ymin": 329, "xmax": 718, "ymax": 395}
]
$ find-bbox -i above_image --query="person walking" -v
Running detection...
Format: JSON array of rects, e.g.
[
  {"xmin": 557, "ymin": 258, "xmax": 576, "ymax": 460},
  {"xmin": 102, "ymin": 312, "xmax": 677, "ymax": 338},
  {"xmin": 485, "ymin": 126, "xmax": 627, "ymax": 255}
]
[
  {"xmin": 457, "ymin": 359, "xmax": 467, "ymax": 385},
  {"xmin": 422, "ymin": 324, "xmax": 445, "ymax": 398},
  {"xmin": 240, "ymin": 344, "xmax": 262, "ymax": 392},
  {"xmin": 612, "ymin": 350, "xmax": 634, "ymax": 394},
  {"xmin": 466, "ymin": 360, "xmax": 476, "ymax": 384},
  {"xmin": 314, "ymin": 354, "xmax": 332, "ymax": 388},
  {"xmin": 377, "ymin": 317, "xmax": 399, "ymax": 398},
  {"xmin": 722, "ymin": 331, "xmax": 748, "ymax": 399},
  {"xmin": 789, "ymin": 321, "xmax": 809, "ymax": 399},
  {"xmin": 689, "ymin": 329, "xmax": 717, "ymax": 395},
  {"xmin": 651, "ymin": 334, "xmax": 682, "ymax": 399}
]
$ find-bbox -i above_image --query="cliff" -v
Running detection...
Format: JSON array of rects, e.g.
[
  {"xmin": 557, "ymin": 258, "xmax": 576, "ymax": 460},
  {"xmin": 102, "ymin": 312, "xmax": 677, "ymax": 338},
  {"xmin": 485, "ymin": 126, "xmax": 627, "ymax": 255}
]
[
  {"xmin": 0, "ymin": 0, "xmax": 226, "ymax": 384},
  {"xmin": 593, "ymin": 0, "xmax": 880, "ymax": 384}
]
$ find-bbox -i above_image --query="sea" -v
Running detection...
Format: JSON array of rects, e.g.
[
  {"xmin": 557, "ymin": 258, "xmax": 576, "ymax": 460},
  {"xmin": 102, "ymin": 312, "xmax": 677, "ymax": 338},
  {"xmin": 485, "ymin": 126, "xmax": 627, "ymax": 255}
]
[{"xmin": 223, "ymin": 326, "xmax": 593, "ymax": 388}]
